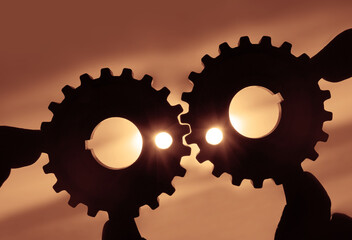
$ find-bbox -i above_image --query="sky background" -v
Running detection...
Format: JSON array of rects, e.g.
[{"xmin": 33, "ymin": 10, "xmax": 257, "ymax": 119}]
[{"xmin": 0, "ymin": 0, "xmax": 352, "ymax": 239}]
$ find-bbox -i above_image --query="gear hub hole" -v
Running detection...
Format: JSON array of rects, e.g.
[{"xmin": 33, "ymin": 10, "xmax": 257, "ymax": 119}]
[
  {"xmin": 229, "ymin": 86, "xmax": 282, "ymax": 138},
  {"xmin": 86, "ymin": 117, "xmax": 143, "ymax": 170}
]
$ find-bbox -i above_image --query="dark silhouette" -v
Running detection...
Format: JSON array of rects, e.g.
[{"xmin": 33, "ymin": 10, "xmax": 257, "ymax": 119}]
[{"xmin": 0, "ymin": 29, "xmax": 352, "ymax": 239}]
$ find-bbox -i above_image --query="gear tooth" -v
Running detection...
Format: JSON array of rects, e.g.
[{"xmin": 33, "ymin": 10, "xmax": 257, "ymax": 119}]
[
  {"xmin": 121, "ymin": 68, "xmax": 133, "ymax": 78},
  {"xmin": 158, "ymin": 87, "xmax": 170, "ymax": 98},
  {"xmin": 322, "ymin": 90, "xmax": 331, "ymax": 100},
  {"xmin": 180, "ymin": 124, "xmax": 190, "ymax": 135},
  {"xmin": 87, "ymin": 208, "xmax": 99, "ymax": 217},
  {"xmin": 185, "ymin": 133, "xmax": 196, "ymax": 144},
  {"xmin": 148, "ymin": 199, "xmax": 160, "ymax": 210},
  {"xmin": 181, "ymin": 92, "xmax": 191, "ymax": 102},
  {"xmin": 273, "ymin": 178, "xmax": 282, "ymax": 185},
  {"xmin": 279, "ymin": 42, "xmax": 292, "ymax": 52},
  {"xmin": 231, "ymin": 175, "xmax": 243, "ymax": 186},
  {"xmin": 219, "ymin": 42, "xmax": 231, "ymax": 54},
  {"xmin": 48, "ymin": 102, "xmax": 60, "ymax": 114},
  {"xmin": 53, "ymin": 182, "xmax": 64, "ymax": 193},
  {"xmin": 41, "ymin": 121, "xmax": 51, "ymax": 131},
  {"xmin": 259, "ymin": 36, "xmax": 272, "ymax": 47},
  {"xmin": 252, "ymin": 179, "xmax": 264, "ymax": 188},
  {"xmin": 298, "ymin": 53, "xmax": 310, "ymax": 61},
  {"xmin": 80, "ymin": 73, "xmax": 93, "ymax": 85},
  {"xmin": 238, "ymin": 36, "xmax": 251, "ymax": 47},
  {"xmin": 201, "ymin": 54, "xmax": 214, "ymax": 66},
  {"xmin": 141, "ymin": 74, "xmax": 153, "ymax": 85},
  {"xmin": 173, "ymin": 104, "xmax": 183, "ymax": 115},
  {"xmin": 196, "ymin": 151, "xmax": 207, "ymax": 163},
  {"xmin": 212, "ymin": 165, "xmax": 222, "ymax": 177},
  {"xmin": 68, "ymin": 197, "xmax": 79, "ymax": 208},
  {"xmin": 61, "ymin": 85, "xmax": 75, "ymax": 97},
  {"xmin": 188, "ymin": 71, "xmax": 200, "ymax": 82},
  {"xmin": 180, "ymin": 113, "xmax": 189, "ymax": 124},
  {"xmin": 100, "ymin": 68, "xmax": 113, "ymax": 78},
  {"xmin": 182, "ymin": 146, "xmax": 192, "ymax": 156},
  {"xmin": 177, "ymin": 165, "xmax": 187, "ymax": 177},
  {"xmin": 319, "ymin": 131, "xmax": 329, "ymax": 142},
  {"xmin": 324, "ymin": 111, "xmax": 333, "ymax": 121},
  {"xmin": 43, "ymin": 163, "xmax": 53, "ymax": 174},
  {"xmin": 308, "ymin": 150, "xmax": 319, "ymax": 160},
  {"xmin": 164, "ymin": 185, "xmax": 176, "ymax": 196}
]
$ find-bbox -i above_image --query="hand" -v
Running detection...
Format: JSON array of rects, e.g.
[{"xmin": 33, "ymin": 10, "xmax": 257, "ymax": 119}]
[
  {"xmin": 311, "ymin": 28, "xmax": 352, "ymax": 82},
  {"xmin": 0, "ymin": 126, "xmax": 43, "ymax": 187},
  {"xmin": 275, "ymin": 171, "xmax": 352, "ymax": 240}
]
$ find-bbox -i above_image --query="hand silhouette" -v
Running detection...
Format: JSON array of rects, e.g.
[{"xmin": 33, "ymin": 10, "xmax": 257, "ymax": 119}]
[
  {"xmin": 275, "ymin": 171, "xmax": 352, "ymax": 240},
  {"xmin": 0, "ymin": 126, "xmax": 43, "ymax": 187}
]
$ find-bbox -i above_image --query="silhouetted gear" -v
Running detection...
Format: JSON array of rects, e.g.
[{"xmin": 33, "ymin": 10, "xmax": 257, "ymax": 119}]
[
  {"xmin": 41, "ymin": 68, "xmax": 190, "ymax": 217},
  {"xmin": 181, "ymin": 36, "xmax": 332, "ymax": 187}
]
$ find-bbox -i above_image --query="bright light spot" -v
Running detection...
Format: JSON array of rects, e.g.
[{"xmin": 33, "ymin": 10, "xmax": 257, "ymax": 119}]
[
  {"xmin": 155, "ymin": 132, "xmax": 173, "ymax": 149},
  {"xmin": 229, "ymin": 86, "xmax": 282, "ymax": 138},
  {"xmin": 206, "ymin": 128, "xmax": 223, "ymax": 145},
  {"xmin": 86, "ymin": 117, "xmax": 143, "ymax": 170}
]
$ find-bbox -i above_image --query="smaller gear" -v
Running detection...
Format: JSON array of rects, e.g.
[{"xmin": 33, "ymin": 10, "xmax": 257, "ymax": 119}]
[
  {"xmin": 182, "ymin": 36, "xmax": 332, "ymax": 187},
  {"xmin": 41, "ymin": 68, "xmax": 190, "ymax": 217}
]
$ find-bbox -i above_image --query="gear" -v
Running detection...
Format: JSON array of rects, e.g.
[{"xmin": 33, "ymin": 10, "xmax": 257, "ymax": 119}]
[
  {"xmin": 181, "ymin": 36, "xmax": 332, "ymax": 187},
  {"xmin": 41, "ymin": 68, "xmax": 190, "ymax": 217}
]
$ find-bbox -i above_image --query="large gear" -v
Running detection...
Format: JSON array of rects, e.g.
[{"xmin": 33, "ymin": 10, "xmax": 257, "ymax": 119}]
[
  {"xmin": 181, "ymin": 36, "xmax": 332, "ymax": 187},
  {"xmin": 41, "ymin": 68, "xmax": 190, "ymax": 217}
]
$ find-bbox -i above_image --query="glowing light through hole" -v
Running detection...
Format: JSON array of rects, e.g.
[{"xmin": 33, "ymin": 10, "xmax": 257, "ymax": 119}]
[
  {"xmin": 206, "ymin": 128, "xmax": 223, "ymax": 145},
  {"xmin": 229, "ymin": 86, "xmax": 282, "ymax": 138},
  {"xmin": 86, "ymin": 117, "xmax": 143, "ymax": 170},
  {"xmin": 155, "ymin": 132, "xmax": 173, "ymax": 149}
]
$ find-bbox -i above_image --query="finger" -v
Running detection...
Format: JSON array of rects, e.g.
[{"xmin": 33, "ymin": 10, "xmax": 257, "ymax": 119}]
[
  {"xmin": 0, "ymin": 126, "xmax": 43, "ymax": 169},
  {"xmin": 311, "ymin": 28, "xmax": 352, "ymax": 82},
  {"xmin": 275, "ymin": 171, "xmax": 331, "ymax": 240}
]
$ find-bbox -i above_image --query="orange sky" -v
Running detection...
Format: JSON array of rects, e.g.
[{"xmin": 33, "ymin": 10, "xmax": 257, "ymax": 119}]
[{"xmin": 0, "ymin": 1, "xmax": 352, "ymax": 239}]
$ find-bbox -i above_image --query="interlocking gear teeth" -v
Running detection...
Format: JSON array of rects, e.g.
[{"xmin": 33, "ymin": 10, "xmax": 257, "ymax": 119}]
[
  {"xmin": 259, "ymin": 36, "xmax": 272, "ymax": 47},
  {"xmin": 181, "ymin": 92, "xmax": 192, "ymax": 102},
  {"xmin": 238, "ymin": 36, "xmax": 251, "ymax": 47},
  {"xmin": 173, "ymin": 104, "xmax": 183, "ymax": 115},
  {"xmin": 48, "ymin": 102, "xmax": 60, "ymax": 114},
  {"xmin": 80, "ymin": 73, "xmax": 93, "ymax": 85},
  {"xmin": 280, "ymin": 42, "xmax": 292, "ymax": 52},
  {"xmin": 180, "ymin": 113, "xmax": 189, "ymax": 124},
  {"xmin": 219, "ymin": 42, "xmax": 231, "ymax": 54},
  {"xmin": 42, "ymin": 68, "xmax": 189, "ymax": 217},
  {"xmin": 252, "ymin": 179, "xmax": 264, "ymax": 189},
  {"xmin": 87, "ymin": 208, "xmax": 99, "ymax": 217},
  {"xmin": 62, "ymin": 85, "xmax": 75, "ymax": 97},
  {"xmin": 201, "ymin": 54, "xmax": 214, "ymax": 66},
  {"xmin": 121, "ymin": 68, "xmax": 133, "ymax": 78},
  {"xmin": 68, "ymin": 197, "xmax": 79, "ymax": 208},
  {"xmin": 100, "ymin": 68, "xmax": 113, "ymax": 79},
  {"xmin": 158, "ymin": 87, "xmax": 170, "ymax": 98}
]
